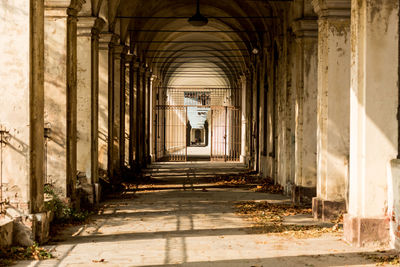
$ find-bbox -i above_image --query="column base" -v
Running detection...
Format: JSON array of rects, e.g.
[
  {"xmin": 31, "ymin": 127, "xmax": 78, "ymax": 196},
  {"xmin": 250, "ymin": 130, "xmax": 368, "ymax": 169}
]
[
  {"xmin": 292, "ymin": 186, "xmax": 316, "ymax": 205},
  {"xmin": 240, "ymin": 155, "xmax": 247, "ymax": 164},
  {"xmin": 5, "ymin": 208, "xmax": 52, "ymax": 246},
  {"xmin": 78, "ymin": 182, "xmax": 102, "ymax": 208},
  {"xmin": 94, "ymin": 182, "xmax": 101, "ymax": 204},
  {"xmin": 312, "ymin": 197, "xmax": 346, "ymax": 221},
  {"xmin": 344, "ymin": 214, "xmax": 390, "ymax": 247},
  {"xmin": 0, "ymin": 218, "xmax": 13, "ymax": 247}
]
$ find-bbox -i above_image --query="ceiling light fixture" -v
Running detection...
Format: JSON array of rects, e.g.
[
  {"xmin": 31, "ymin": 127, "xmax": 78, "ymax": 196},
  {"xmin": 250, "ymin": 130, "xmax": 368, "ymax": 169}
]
[
  {"xmin": 188, "ymin": 0, "xmax": 208, "ymax": 27},
  {"xmin": 252, "ymin": 47, "xmax": 259, "ymax": 55}
]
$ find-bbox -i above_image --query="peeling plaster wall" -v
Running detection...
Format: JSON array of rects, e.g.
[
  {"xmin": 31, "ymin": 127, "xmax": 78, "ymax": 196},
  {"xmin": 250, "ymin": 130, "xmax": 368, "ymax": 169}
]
[
  {"xmin": 77, "ymin": 32, "xmax": 93, "ymax": 179},
  {"xmin": 316, "ymin": 16, "xmax": 350, "ymax": 202},
  {"xmin": 349, "ymin": 0, "xmax": 399, "ymax": 218},
  {"xmin": 0, "ymin": 0, "xmax": 31, "ymax": 211},
  {"xmin": 347, "ymin": 0, "xmax": 399, "ymax": 247}
]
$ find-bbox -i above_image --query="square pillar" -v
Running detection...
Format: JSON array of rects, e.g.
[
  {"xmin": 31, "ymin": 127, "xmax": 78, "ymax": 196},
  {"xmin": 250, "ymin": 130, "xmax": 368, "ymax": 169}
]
[
  {"xmin": 134, "ymin": 62, "xmax": 142, "ymax": 167},
  {"xmin": 136, "ymin": 66, "xmax": 146, "ymax": 167},
  {"xmin": 312, "ymin": 0, "xmax": 350, "ymax": 221},
  {"xmin": 98, "ymin": 33, "xmax": 112, "ymax": 175},
  {"xmin": 128, "ymin": 56, "xmax": 137, "ymax": 167},
  {"xmin": 106, "ymin": 35, "xmax": 119, "ymax": 180},
  {"xmin": 0, "ymin": 0, "xmax": 45, "ymax": 212},
  {"xmin": 0, "ymin": 0, "xmax": 48, "ymax": 242},
  {"xmin": 44, "ymin": 3, "xmax": 70, "ymax": 198},
  {"xmin": 66, "ymin": 3, "xmax": 82, "ymax": 204},
  {"xmin": 291, "ymin": 19, "xmax": 318, "ymax": 204},
  {"xmin": 124, "ymin": 55, "xmax": 132, "ymax": 169},
  {"xmin": 240, "ymin": 74, "xmax": 249, "ymax": 164},
  {"xmin": 150, "ymin": 76, "xmax": 158, "ymax": 162},
  {"xmin": 344, "ymin": 0, "xmax": 399, "ymax": 247},
  {"xmin": 119, "ymin": 52, "xmax": 125, "ymax": 173},
  {"xmin": 111, "ymin": 45, "xmax": 127, "ymax": 179},
  {"xmin": 145, "ymin": 70, "xmax": 152, "ymax": 164},
  {"xmin": 76, "ymin": 17, "xmax": 104, "ymax": 204},
  {"xmin": 76, "ymin": 17, "xmax": 103, "ymax": 183},
  {"xmin": 140, "ymin": 68, "xmax": 148, "ymax": 166}
]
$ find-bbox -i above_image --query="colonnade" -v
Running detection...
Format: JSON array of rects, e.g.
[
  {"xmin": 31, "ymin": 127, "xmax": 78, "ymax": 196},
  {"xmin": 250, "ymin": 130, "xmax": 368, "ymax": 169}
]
[{"xmin": 1, "ymin": 0, "xmax": 400, "ymax": 248}]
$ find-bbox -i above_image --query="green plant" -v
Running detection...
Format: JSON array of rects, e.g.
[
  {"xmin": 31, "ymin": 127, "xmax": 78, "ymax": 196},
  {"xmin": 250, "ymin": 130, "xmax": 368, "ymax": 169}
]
[{"xmin": 44, "ymin": 184, "xmax": 90, "ymax": 224}]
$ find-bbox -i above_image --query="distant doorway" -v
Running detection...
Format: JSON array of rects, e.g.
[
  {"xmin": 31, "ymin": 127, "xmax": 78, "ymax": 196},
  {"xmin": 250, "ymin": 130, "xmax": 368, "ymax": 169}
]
[{"xmin": 153, "ymin": 87, "xmax": 241, "ymax": 162}]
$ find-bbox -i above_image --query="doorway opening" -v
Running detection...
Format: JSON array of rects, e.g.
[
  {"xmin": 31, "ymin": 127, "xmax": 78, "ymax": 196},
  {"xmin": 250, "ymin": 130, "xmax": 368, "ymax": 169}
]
[{"xmin": 153, "ymin": 87, "xmax": 241, "ymax": 162}]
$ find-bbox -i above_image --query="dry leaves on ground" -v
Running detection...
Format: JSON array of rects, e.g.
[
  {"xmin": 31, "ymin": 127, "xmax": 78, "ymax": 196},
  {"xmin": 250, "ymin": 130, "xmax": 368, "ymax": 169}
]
[
  {"xmin": 360, "ymin": 251, "xmax": 400, "ymax": 266},
  {"xmin": 212, "ymin": 174, "xmax": 284, "ymax": 194},
  {"xmin": 0, "ymin": 244, "xmax": 53, "ymax": 266},
  {"xmin": 235, "ymin": 201, "xmax": 342, "ymax": 238},
  {"xmin": 253, "ymin": 179, "xmax": 284, "ymax": 194}
]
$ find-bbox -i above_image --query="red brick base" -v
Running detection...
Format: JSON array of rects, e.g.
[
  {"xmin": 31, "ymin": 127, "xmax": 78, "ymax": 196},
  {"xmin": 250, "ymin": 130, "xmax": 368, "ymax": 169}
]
[{"xmin": 344, "ymin": 214, "xmax": 390, "ymax": 247}]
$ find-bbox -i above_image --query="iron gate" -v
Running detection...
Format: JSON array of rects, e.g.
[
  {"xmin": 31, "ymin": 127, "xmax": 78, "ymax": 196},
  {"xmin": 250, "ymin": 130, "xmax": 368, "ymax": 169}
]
[
  {"xmin": 153, "ymin": 87, "xmax": 241, "ymax": 162},
  {"xmin": 210, "ymin": 106, "xmax": 241, "ymax": 162}
]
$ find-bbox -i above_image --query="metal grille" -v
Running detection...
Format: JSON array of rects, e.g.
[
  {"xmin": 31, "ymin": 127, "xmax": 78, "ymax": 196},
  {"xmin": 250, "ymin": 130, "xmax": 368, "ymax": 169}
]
[
  {"xmin": 158, "ymin": 87, "xmax": 241, "ymax": 107},
  {"xmin": 153, "ymin": 87, "xmax": 241, "ymax": 162},
  {"xmin": 155, "ymin": 106, "xmax": 187, "ymax": 161},
  {"xmin": 210, "ymin": 107, "xmax": 241, "ymax": 162}
]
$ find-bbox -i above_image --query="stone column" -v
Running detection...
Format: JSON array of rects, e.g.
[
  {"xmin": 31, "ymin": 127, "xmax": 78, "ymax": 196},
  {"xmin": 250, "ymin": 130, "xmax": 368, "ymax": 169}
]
[
  {"xmin": 0, "ymin": 0, "xmax": 46, "ymax": 240},
  {"xmin": 111, "ymin": 45, "xmax": 127, "ymax": 179},
  {"xmin": 128, "ymin": 56, "xmax": 136, "ymax": 167},
  {"xmin": 136, "ymin": 66, "xmax": 146, "ymax": 167},
  {"xmin": 150, "ymin": 75, "xmax": 157, "ymax": 161},
  {"xmin": 76, "ymin": 17, "xmax": 104, "ymax": 203},
  {"xmin": 345, "ymin": 0, "xmax": 399, "ymax": 247},
  {"xmin": 124, "ymin": 54, "xmax": 133, "ymax": 168},
  {"xmin": 112, "ymin": 45, "xmax": 122, "ymax": 178},
  {"xmin": 66, "ymin": 2, "xmax": 82, "ymax": 203},
  {"xmin": 119, "ymin": 49, "xmax": 126, "ymax": 172},
  {"xmin": 311, "ymin": 0, "xmax": 350, "ymax": 221},
  {"xmin": 107, "ymin": 35, "xmax": 118, "ymax": 180},
  {"xmin": 98, "ymin": 33, "xmax": 112, "ymax": 175},
  {"xmin": 44, "ymin": 1, "xmax": 75, "ymax": 198},
  {"xmin": 145, "ymin": 70, "xmax": 152, "ymax": 164},
  {"xmin": 134, "ymin": 62, "xmax": 141, "ymax": 167},
  {"xmin": 240, "ymin": 74, "xmax": 249, "ymax": 164},
  {"xmin": 291, "ymin": 19, "xmax": 318, "ymax": 204}
]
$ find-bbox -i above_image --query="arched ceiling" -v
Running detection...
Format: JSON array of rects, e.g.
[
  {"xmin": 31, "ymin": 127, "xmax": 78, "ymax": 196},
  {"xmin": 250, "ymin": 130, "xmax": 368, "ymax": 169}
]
[{"xmin": 116, "ymin": 0, "xmax": 276, "ymax": 88}]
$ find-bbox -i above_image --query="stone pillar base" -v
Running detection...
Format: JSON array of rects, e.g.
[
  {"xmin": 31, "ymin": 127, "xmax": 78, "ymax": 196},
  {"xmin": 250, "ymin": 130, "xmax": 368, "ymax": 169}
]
[
  {"xmin": 292, "ymin": 186, "xmax": 316, "ymax": 205},
  {"xmin": 344, "ymin": 214, "xmax": 390, "ymax": 247},
  {"xmin": 240, "ymin": 155, "xmax": 247, "ymax": 164},
  {"xmin": 6, "ymin": 208, "xmax": 51, "ymax": 246},
  {"xmin": 33, "ymin": 212, "xmax": 51, "ymax": 244},
  {"xmin": 94, "ymin": 182, "xmax": 101, "ymax": 204},
  {"xmin": 312, "ymin": 198, "xmax": 346, "ymax": 221}
]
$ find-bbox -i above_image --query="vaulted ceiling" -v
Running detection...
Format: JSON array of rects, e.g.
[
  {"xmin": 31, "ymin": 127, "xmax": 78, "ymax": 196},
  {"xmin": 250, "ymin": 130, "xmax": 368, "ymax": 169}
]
[
  {"xmin": 117, "ymin": 0, "xmax": 278, "ymax": 87},
  {"xmin": 89, "ymin": 0, "xmax": 310, "ymax": 87}
]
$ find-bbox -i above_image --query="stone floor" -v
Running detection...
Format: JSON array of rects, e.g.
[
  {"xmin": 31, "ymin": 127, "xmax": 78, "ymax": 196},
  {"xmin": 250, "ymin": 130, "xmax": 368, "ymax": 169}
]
[{"xmin": 14, "ymin": 164, "xmax": 392, "ymax": 267}]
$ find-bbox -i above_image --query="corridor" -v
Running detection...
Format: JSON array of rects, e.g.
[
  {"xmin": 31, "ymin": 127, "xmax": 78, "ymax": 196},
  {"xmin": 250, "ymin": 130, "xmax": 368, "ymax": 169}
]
[
  {"xmin": 15, "ymin": 165, "xmax": 391, "ymax": 266},
  {"xmin": 1, "ymin": 0, "xmax": 400, "ymax": 258}
]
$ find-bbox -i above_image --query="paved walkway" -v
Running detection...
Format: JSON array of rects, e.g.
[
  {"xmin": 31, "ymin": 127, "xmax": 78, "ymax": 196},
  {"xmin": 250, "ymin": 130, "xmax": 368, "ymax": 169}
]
[{"xmin": 16, "ymin": 164, "xmax": 390, "ymax": 267}]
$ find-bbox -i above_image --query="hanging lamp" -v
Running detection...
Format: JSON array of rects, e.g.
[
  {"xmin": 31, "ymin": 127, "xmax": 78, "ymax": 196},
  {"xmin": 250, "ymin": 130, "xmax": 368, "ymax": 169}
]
[{"xmin": 188, "ymin": 0, "xmax": 208, "ymax": 26}]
